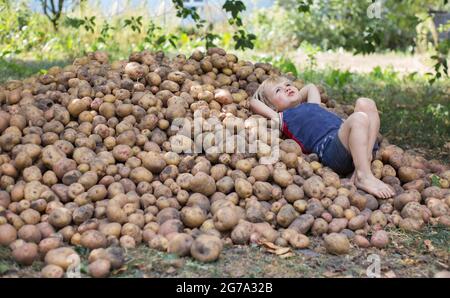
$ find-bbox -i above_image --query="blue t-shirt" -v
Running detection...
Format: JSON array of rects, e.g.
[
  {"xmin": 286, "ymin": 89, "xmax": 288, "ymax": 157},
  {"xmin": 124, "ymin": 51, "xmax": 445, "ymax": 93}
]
[{"xmin": 280, "ymin": 103, "xmax": 343, "ymax": 155}]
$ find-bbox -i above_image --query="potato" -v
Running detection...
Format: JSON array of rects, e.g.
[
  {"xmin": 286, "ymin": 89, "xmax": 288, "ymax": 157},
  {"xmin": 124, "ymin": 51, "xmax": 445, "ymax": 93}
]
[
  {"xmin": 398, "ymin": 167, "xmax": 424, "ymax": 183},
  {"xmin": 41, "ymin": 264, "xmax": 65, "ymax": 278},
  {"xmin": 324, "ymin": 233, "xmax": 350, "ymax": 255},
  {"xmin": 112, "ymin": 144, "xmax": 133, "ymax": 163},
  {"xmin": 371, "ymin": 160, "xmax": 383, "ymax": 178},
  {"xmin": 322, "ymin": 171, "xmax": 340, "ymax": 188},
  {"xmin": 380, "ymin": 145, "xmax": 403, "ymax": 163},
  {"xmin": 284, "ymin": 184, "xmax": 304, "ymax": 203},
  {"xmin": 167, "ymin": 233, "xmax": 194, "ymax": 256},
  {"xmin": 276, "ymin": 204, "xmax": 298, "ymax": 227},
  {"xmin": 88, "ymin": 247, "xmax": 125, "ymax": 270},
  {"xmin": 213, "ymin": 206, "xmax": 239, "ymax": 231},
  {"xmin": 231, "ymin": 221, "xmax": 254, "ymax": 245},
  {"xmin": 429, "ymin": 201, "xmax": 448, "ymax": 217},
  {"xmin": 106, "ymin": 204, "xmax": 127, "ymax": 224},
  {"xmin": 208, "ymin": 164, "xmax": 226, "ymax": 182},
  {"xmin": 18, "ymin": 224, "xmax": 41, "ymax": 244},
  {"xmin": 0, "ymin": 191, "xmax": 11, "ymax": 208},
  {"xmin": 297, "ymin": 161, "xmax": 313, "ymax": 178},
  {"xmin": 190, "ymin": 234, "xmax": 222, "ymax": 262},
  {"xmin": 0, "ymin": 110, "xmax": 11, "ymax": 133},
  {"xmin": 323, "ymin": 186, "xmax": 338, "ymax": 199},
  {"xmin": 438, "ymin": 215, "xmax": 450, "ymax": 227},
  {"xmin": 281, "ymin": 152, "xmax": 299, "ymax": 169},
  {"xmin": 303, "ymin": 176, "xmax": 325, "ymax": 198},
  {"xmin": 72, "ymin": 205, "xmax": 94, "ymax": 225},
  {"xmin": 80, "ymin": 230, "xmax": 107, "ymax": 249},
  {"xmin": 158, "ymin": 219, "xmax": 183, "ymax": 237},
  {"xmin": 288, "ymin": 214, "xmax": 314, "ymax": 234},
  {"xmin": 282, "ymin": 229, "xmax": 310, "ymax": 249},
  {"xmin": 349, "ymin": 193, "xmax": 367, "ymax": 211},
  {"xmin": 129, "ymin": 167, "xmax": 153, "ymax": 184},
  {"xmin": 0, "ymin": 223, "xmax": 17, "ymax": 246},
  {"xmin": 306, "ymin": 200, "xmax": 324, "ymax": 217},
  {"xmin": 273, "ymin": 168, "xmax": 293, "ymax": 188},
  {"xmin": 400, "ymin": 201, "xmax": 425, "ymax": 221},
  {"xmin": 252, "ymin": 181, "xmax": 272, "ymax": 201},
  {"xmin": 421, "ymin": 186, "xmax": 444, "ymax": 200},
  {"xmin": 353, "ymin": 235, "xmax": 370, "ymax": 248},
  {"xmin": 121, "ymin": 223, "xmax": 142, "ymax": 243},
  {"xmin": 189, "ymin": 172, "xmax": 216, "ymax": 196},
  {"xmin": 388, "ymin": 152, "xmax": 403, "ymax": 169},
  {"xmin": 369, "ymin": 210, "xmax": 387, "ymax": 227},
  {"xmin": 381, "ymin": 165, "xmax": 396, "ymax": 178},
  {"xmin": 166, "ymin": 104, "xmax": 186, "ymax": 121},
  {"xmin": 87, "ymin": 185, "xmax": 107, "ymax": 201},
  {"xmin": 280, "ymin": 139, "xmax": 302, "ymax": 156},
  {"xmin": 89, "ymin": 259, "xmax": 111, "ymax": 278},
  {"xmin": 250, "ymin": 165, "xmax": 270, "ymax": 182},
  {"xmin": 52, "ymin": 158, "xmax": 77, "ymax": 179},
  {"xmin": 120, "ymin": 235, "xmax": 136, "ymax": 249},
  {"xmin": 235, "ymin": 159, "xmax": 252, "ymax": 174},
  {"xmin": 328, "ymin": 218, "xmax": 348, "ymax": 233},
  {"xmin": 370, "ymin": 230, "xmax": 389, "ymax": 248},
  {"xmin": 253, "ymin": 222, "xmax": 278, "ymax": 242},
  {"xmin": 181, "ymin": 206, "xmax": 207, "ymax": 228},
  {"xmin": 393, "ymin": 190, "xmax": 421, "ymax": 210},
  {"xmin": 125, "ymin": 62, "xmax": 148, "ymax": 80},
  {"xmin": 311, "ymin": 218, "xmax": 328, "ymax": 236},
  {"xmin": 48, "ymin": 207, "xmax": 72, "ymax": 228},
  {"xmin": 235, "ymin": 178, "xmax": 252, "ymax": 199},
  {"xmin": 39, "ymin": 237, "xmax": 62, "ymax": 255},
  {"xmin": 398, "ymin": 218, "xmax": 424, "ymax": 231},
  {"xmin": 293, "ymin": 200, "xmax": 308, "ymax": 213},
  {"xmin": 348, "ymin": 215, "xmax": 366, "ymax": 230},
  {"xmin": 12, "ymin": 242, "xmax": 39, "ymax": 266},
  {"xmin": 157, "ymin": 207, "xmax": 180, "ymax": 225},
  {"xmin": 328, "ymin": 204, "xmax": 344, "ymax": 218}
]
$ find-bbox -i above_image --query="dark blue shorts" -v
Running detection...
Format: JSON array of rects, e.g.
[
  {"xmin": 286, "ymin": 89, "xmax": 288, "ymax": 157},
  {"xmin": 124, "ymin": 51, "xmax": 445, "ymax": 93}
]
[{"xmin": 320, "ymin": 130, "xmax": 379, "ymax": 176}]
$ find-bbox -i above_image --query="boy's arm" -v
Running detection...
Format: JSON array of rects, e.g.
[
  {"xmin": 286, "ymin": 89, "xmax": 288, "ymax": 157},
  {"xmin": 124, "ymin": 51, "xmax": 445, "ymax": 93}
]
[
  {"xmin": 299, "ymin": 83, "xmax": 321, "ymax": 104},
  {"xmin": 249, "ymin": 97, "xmax": 279, "ymax": 119}
]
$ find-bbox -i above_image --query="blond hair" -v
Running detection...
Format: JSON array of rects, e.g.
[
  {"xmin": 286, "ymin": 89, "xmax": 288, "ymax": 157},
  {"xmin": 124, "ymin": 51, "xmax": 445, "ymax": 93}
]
[{"xmin": 252, "ymin": 75, "xmax": 290, "ymax": 111}]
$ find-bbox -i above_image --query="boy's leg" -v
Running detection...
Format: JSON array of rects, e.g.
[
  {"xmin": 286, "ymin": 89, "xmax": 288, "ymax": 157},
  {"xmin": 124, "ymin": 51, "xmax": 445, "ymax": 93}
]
[
  {"xmin": 354, "ymin": 98, "xmax": 380, "ymax": 161},
  {"xmin": 349, "ymin": 98, "xmax": 379, "ymax": 183},
  {"xmin": 338, "ymin": 112, "xmax": 395, "ymax": 199}
]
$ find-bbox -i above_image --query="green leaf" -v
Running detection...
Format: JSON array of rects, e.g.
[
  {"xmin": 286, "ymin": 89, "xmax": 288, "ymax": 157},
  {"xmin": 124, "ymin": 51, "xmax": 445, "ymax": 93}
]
[
  {"xmin": 297, "ymin": 0, "xmax": 312, "ymax": 13},
  {"xmin": 223, "ymin": 0, "xmax": 246, "ymax": 19},
  {"xmin": 431, "ymin": 175, "xmax": 441, "ymax": 187}
]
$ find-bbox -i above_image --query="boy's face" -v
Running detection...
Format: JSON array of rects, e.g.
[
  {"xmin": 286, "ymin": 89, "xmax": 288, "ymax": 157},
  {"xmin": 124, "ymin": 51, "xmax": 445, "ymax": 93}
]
[{"xmin": 266, "ymin": 81, "xmax": 300, "ymax": 111}]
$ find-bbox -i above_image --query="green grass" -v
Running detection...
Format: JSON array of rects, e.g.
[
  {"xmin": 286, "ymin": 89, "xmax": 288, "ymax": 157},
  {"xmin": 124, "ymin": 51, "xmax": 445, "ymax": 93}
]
[
  {"xmin": 0, "ymin": 59, "xmax": 70, "ymax": 84},
  {"xmin": 387, "ymin": 225, "xmax": 450, "ymax": 254}
]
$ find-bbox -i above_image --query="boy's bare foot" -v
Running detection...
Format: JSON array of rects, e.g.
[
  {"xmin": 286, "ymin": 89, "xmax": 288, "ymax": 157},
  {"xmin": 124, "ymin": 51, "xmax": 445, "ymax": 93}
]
[{"xmin": 355, "ymin": 172, "xmax": 395, "ymax": 199}]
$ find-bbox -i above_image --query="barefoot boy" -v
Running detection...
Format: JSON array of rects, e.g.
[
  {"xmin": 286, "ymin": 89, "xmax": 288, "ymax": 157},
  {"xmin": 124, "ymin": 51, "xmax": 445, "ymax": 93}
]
[{"xmin": 249, "ymin": 76, "xmax": 395, "ymax": 199}]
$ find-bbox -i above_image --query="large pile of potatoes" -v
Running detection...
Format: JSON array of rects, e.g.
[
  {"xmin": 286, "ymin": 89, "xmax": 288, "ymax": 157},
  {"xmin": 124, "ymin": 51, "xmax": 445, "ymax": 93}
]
[{"xmin": 0, "ymin": 48, "xmax": 449, "ymax": 278}]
